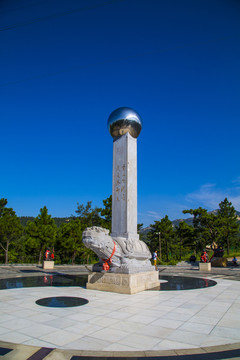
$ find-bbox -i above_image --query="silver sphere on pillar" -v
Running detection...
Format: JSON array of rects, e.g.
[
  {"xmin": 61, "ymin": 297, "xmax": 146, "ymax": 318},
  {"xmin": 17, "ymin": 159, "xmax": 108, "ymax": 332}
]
[{"xmin": 107, "ymin": 107, "xmax": 142, "ymax": 139}]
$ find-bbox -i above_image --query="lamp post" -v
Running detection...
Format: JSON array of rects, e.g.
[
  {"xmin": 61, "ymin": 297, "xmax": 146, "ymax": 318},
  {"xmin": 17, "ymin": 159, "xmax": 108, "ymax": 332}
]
[{"xmin": 156, "ymin": 232, "xmax": 161, "ymax": 261}]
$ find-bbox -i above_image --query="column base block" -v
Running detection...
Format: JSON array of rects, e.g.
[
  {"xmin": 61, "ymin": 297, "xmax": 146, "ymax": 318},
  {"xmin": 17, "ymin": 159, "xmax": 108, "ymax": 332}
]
[
  {"xmin": 86, "ymin": 271, "xmax": 160, "ymax": 294},
  {"xmin": 43, "ymin": 261, "xmax": 54, "ymax": 270},
  {"xmin": 199, "ymin": 262, "xmax": 211, "ymax": 271}
]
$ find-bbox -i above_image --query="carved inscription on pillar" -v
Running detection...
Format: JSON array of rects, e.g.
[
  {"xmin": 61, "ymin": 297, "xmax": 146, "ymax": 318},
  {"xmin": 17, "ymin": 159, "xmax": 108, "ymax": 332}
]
[{"xmin": 115, "ymin": 164, "xmax": 126, "ymax": 202}]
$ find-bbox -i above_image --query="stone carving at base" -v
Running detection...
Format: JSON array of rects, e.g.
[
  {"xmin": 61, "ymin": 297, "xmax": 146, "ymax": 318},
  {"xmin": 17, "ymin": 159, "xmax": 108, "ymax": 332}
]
[
  {"xmin": 82, "ymin": 226, "xmax": 154, "ymax": 274},
  {"xmin": 86, "ymin": 271, "xmax": 160, "ymax": 294}
]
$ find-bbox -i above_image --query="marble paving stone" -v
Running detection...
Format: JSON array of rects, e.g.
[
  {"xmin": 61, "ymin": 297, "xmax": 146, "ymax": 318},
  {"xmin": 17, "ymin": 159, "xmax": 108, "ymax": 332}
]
[
  {"xmin": 0, "ymin": 306, "xmax": 20, "ymax": 314},
  {"xmin": 118, "ymin": 333, "xmax": 161, "ymax": 350},
  {"xmin": 166, "ymin": 329, "xmax": 208, "ymax": 346},
  {"xmin": 193, "ymin": 309, "xmax": 225, "ymax": 321},
  {"xmin": 44, "ymin": 308, "xmax": 76, "ymax": 317},
  {"xmin": 106, "ymin": 310, "xmax": 132, "ymax": 320},
  {"xmin": 135, "ymin": 324, "xmax": 174, "ymax": 338},
  {"xmin": 189, "ymin": 312, "xmax": 225, "ymax": 324},
  {"xmin": 178, "ymin": 321, "xmax": 215, "ymax": 334},
  {"xmin": 83, "ymin": 302, "xmax": 122, "ymax": 312},
  {"xmin": 8, "ymin": 309, "xmax": 38, "ymax": 318},
  {"xmin": 88, "ymin": 315, "xmax": 120, "ymax": 327},
  {"xmin": 204, "ymin": 302, "xmax": 232, "ymax": 312},
  {"xmin": 153, "ymin": 317, "xmax": 184, "ymax": 329},
  {"xmin": 0, "ymin": 327, "xmax": 11, "ymax": 335},
  {"xmin": 152, "ymin": 339, "xmax": 198, "ymax": 350},
  {"xmin": 44, "ymin": 317, "xmax": 78, "ymax": 329},
  {"xmin": 227, "ymin": 304, "xmax": 240, "ymax": 312},
  {"xmin": 0, "ymin": 277, "xmax": 240, "ymax": 352},
  {"xmin": 103, "ymin": 343, "xmax": 140, "ymax": 351},
  {"xmin": 160, "ymin": 300, "xmax": 187, "ymax": 308},
  {"xmin": 127, "ymin": 314, "xmax": 156, "ymax": 325},
  {"xmin": 1, "ymin": 318, "xmax": 36, "ymax": 331},
  {"xmin": 179, "ymin": 303, "xmax": 205, "ymax": 311},
  {"xmin": 28, "ymin": 313, "xmax": 58, "ymax": 323},
  {"xmin": 18, "ymin": 323, "xmax": 58, "ymax": 338},
  {"xmin": 89, "ymin": 327, "xmax": 127, "ymax": 342},
  {"xmin": 140, "ymin": 308, "xmax": 166, "ymax": 318},
  {"xmin": 63, "ymin": 336, "xmax": 112, "ymax": 350},
  {"xmin": 108, "ymin": 320, "xmax": 145, "ymax": 333},
  {"xmin": 217, "ymin": 318, "xmax": 240, "ymax": 329},
  {"xmin": 173, "ymin": 307, "xmax": 201, "ymax": 315},
  {"xmin": 161, "ymin": 311, "xmax": 193, "ymax": 321},
  {"xmin": 200, "ymin": 335, "xmax": 239, "ymax": 347},
  {"xmin": 64, "ymin": 323, "xmax": 102, "ymax": 336},
  {"xmin": 66, "ymin": 312, "xmax": 95, "ymax": 322},
  {"xmin": 78, "ymin": 306, "xmax": 112, "ymax": 316},
  {"xmin": 150, "ymin": 304, "xmax": 176, "ymax": 313},
  {"xmin": 211, "ymin": 326, "xmax": 240, "ymax": 340},
  {"xmin": 120, "ymin": 305, "xmax": 144, "ymax": 314},
  {"xmin": 0, "ymin": 331, "xmax": 31, "ymax": 343},
  {"xmin": 23, "ymin": 338, "xmax": 57, "ymax": 348},
  {"xmin": 0, "ymin": 314, "xmax": 16, "ymax": 323},
  {"xmin": 39, "ymin": 329, "xmax": 82, "ymax": 346}
]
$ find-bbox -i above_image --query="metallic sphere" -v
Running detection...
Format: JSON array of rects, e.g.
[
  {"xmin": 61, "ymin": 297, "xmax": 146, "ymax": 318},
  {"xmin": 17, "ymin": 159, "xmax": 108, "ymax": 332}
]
[{"xmin": 107, "ymin": 107, "xmax": 142, "ymax": 139}]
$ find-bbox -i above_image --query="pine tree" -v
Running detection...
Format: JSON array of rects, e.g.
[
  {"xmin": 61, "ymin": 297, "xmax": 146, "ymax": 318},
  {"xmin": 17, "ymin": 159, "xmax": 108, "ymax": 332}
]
[
  {"xmin": 100, "ymin": 195, "xmax": 112, "ymax": 230},
  {"xmin": 182, "ymin": 207, "xmax": 221, "ymax": 253},
  {"xmin": 56, "ymin": 219, "xmax": 91, "ymax": 264},
  {"xmin": 26, "ymin": 206, "xmax": 57, "ymax": 264},
  {"xmin": 0, "ymin": 198, "xmax": 23, "ymax": 264},
  {"xmin": 148, "ymin": 216, "xmax": 175, "ymax": 261},
  {"xmin": 218, "ymin": 198, "xmax": 239, "ymax": 255}
]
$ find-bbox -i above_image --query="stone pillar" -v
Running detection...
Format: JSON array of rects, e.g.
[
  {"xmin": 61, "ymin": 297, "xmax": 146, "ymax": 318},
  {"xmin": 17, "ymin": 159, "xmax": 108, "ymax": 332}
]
[{"xmin": 111, "ymin": 132, "xmax": 139, "ymax": 241}]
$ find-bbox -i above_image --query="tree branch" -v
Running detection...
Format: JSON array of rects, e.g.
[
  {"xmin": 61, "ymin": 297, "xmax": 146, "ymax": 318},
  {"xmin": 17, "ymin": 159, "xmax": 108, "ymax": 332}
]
[{"xmin": 0, "ymin": 241, "xmax": 6, "ymax": 252}]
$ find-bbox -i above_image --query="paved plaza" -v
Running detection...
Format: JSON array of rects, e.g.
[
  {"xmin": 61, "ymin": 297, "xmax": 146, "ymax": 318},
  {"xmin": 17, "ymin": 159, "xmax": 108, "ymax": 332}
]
[{"xmin": 0, "ymin": 265, "xmax": 240, "ymax": 359}]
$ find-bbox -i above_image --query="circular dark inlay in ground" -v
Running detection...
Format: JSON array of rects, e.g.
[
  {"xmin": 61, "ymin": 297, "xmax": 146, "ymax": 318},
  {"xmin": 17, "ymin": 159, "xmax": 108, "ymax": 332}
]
[
  {"xmin": 0, "ymin": 274, "xmax": 88, "ymax": 290},
  {"xmin": 0, "ymin": 274, "xmax": 217, "ymax": 291},
  {"xmin": 156, "ymin": 275, "xmax": 217, "ymax": 290},
  {"xmin": 36, "ymin": 296, "xmax": 89, "ymax": 307}
]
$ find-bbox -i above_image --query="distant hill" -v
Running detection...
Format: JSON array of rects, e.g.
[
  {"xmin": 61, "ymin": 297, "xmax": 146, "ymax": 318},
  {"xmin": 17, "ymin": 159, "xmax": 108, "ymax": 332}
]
[
  {"xmin": 20, "ymin": 210, "xmax": 240, "ymax": 230},
  {"xmin": 140, "ymin": 210, "xmax": 240, "ymax": 234},
  {"xmin": 172, "ymin": 210, "xmax": 240, "ymax": 228}
]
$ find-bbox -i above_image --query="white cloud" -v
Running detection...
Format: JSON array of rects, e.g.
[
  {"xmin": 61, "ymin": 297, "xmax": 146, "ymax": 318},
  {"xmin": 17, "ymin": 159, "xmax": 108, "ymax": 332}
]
[
  {"xmin": 147, "ymin": 210, "xmax": 162, "ymax": 219},
  {"xmin": 186, "ymin": 183, "xmax": 240, "ymax": 211},
  {"xmin": 232, "ymin": 176, "xmax": 240, "ymax": 184}
]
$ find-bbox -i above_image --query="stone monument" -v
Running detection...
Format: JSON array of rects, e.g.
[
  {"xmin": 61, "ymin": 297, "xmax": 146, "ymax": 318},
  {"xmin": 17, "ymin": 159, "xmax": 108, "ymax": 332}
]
[{"xmin": 83, "ymin": 107, "xmax": 159, "ymax": 294}]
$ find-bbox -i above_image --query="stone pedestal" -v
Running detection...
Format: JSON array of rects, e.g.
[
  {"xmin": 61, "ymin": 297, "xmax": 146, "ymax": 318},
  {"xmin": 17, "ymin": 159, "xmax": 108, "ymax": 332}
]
[
  {"xmin": 86, "ymin": 271, "xmax": 160, "ymax": 294},
  {"xmin": 199, "ymin": 262, "xmax": 211, "ymax": 271},
  {"xmin": 43, "ymin": 261, "xmax": 54, "ymax": 270}
]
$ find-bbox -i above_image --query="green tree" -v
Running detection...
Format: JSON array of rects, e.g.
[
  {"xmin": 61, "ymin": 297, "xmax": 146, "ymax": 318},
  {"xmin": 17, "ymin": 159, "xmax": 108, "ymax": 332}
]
[
  {"xmin": 100, "ymin": 195, "xmax": 112, "ymax": 230},
  {"xmin": 75, "ymin": 201, "xmax": 102, "ymax": 227},
  {"xmin": 137, "ymin": 223, "xmax": 144, "ymax": 240},
  {"xmin": 218, "ymin": 198, "xmax": 239, "ymax": 255},
  {"xmin": 175, "ymin": 221, "xmax": 194, "ymax": 259},
  {"xmin": 57, "ymin": 219, "xmax": 92, "ymax": 264},
  {"xmin": 182, "ymin": 207, "xmax": 221, "ymax": 253},
  {"xmin": 148, "ymin": 216, "xmax": 175, "ymax": 261},
  {"xmin": 0, "ymin": 198, "xmax": 23, "ymax": 264},
  {"xmin": 26, "ymin": 206, "xmax": 57, "ymax": 264}
]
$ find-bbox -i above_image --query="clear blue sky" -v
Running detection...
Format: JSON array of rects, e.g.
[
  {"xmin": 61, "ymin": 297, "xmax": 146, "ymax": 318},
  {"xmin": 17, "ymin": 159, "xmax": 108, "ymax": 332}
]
[{"xmin": 1, "ymin": 0, "xmax": 240, "ymax": 226}]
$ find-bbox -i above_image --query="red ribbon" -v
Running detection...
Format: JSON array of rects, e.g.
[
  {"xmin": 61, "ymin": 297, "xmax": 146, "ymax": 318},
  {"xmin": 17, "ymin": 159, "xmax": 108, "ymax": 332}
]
[{"xmin": 102, "ymin": 240, "xmax": 116, "ymax": 271}]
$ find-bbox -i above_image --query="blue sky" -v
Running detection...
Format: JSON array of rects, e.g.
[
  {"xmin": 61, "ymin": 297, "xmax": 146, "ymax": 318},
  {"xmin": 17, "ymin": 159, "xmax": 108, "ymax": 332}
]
[{"xmin": 1, "ymin": 0, "xmax": 240, "ymax": 226}]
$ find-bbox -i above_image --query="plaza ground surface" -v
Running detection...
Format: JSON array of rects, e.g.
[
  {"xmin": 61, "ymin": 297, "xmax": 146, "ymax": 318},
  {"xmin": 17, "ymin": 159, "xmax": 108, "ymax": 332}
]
[{"xmin": 0, "ymin": 264, "xmax": 240, "ymax": 359}]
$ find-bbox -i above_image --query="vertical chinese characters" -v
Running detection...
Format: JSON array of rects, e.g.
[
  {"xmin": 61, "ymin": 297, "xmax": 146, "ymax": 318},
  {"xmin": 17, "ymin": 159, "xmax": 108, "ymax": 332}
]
[{"xmin": 115, "ymin": 164, "xmax": 126, "ymax": 201}]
